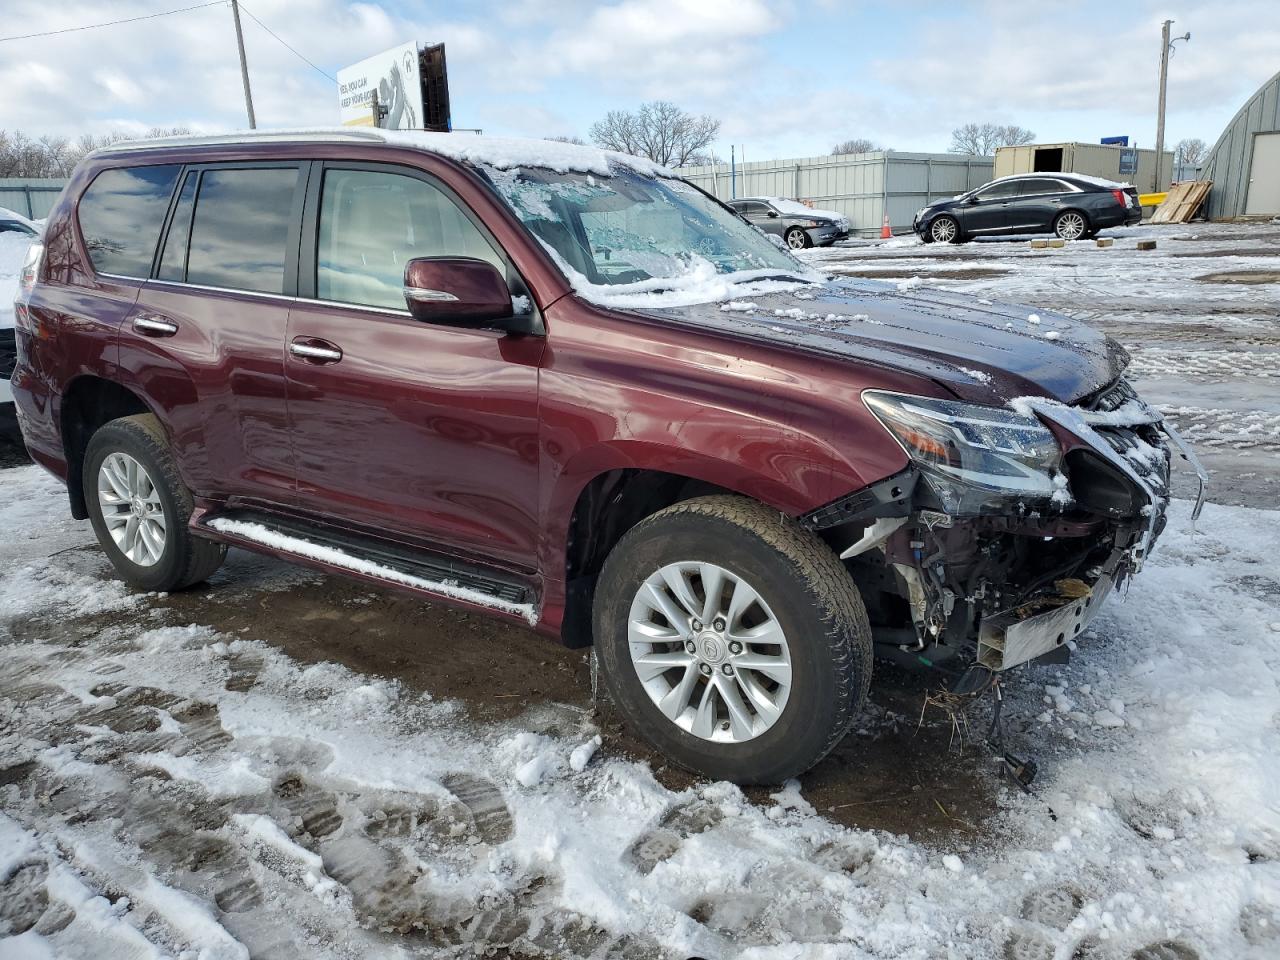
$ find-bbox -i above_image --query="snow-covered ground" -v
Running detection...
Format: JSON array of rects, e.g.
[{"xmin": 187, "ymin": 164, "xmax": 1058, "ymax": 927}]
[{"xmin": 2, "ymin": 459, "xmax": 1279, "ymax": 958}]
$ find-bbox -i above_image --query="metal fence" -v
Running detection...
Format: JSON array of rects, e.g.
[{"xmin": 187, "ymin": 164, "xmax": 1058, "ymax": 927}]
[
  {"xmin": 0, "ymin": 178, "xmax": 69, "ymax": 220},
  {"xmin": 679, "ymin": 152, "xmax": 994, "ymax": 237}
]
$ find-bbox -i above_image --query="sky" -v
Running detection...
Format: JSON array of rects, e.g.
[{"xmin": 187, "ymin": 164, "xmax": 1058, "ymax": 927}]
[{"xmin": 1, "ymin": 0, "xmax": 1278, "ymax": 162}]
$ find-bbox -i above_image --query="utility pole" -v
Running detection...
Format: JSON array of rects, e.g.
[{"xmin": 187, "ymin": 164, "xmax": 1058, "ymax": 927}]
[
  {"xmin": 1153, "ymin": 19, "xmax": 1190, "ymax": 192},
  {"xmin": 231, "ymin": 0, "xmax": 256, "ymax": 129}
]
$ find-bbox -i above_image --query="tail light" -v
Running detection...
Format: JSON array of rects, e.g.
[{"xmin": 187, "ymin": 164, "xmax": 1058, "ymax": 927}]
[
  {"xmin": 1111, "ymin": 189, "xmax": 1127, "ymax": 207},
  {"xmin": 18, "ymin": 242, "xmax": 44, "ymax": 294}
]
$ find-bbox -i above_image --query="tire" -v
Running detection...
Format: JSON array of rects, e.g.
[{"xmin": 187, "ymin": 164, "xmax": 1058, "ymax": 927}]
[
  {"xmin": 83, "ymin": 413, "xmax": 227, "ymax": 592},
  {"xmin": 929, "ymin": 215, "xmax": 961, "ymax": 244},
  {"xmin": 592, "ymin": 495, "xmax": 872, "ymax": 784},
  {"xmin": 1053, "ymin": 210, "xmax": 1089, "ymax": 241},
  {"xmin": 784, "ymin": 227, "xmax": 812, "ymax": 250}
]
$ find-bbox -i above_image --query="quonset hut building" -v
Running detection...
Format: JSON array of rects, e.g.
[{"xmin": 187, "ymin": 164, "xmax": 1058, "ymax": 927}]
[{"xmin": 1201, "ymin": 69, "xmax": 1280, "ymax": 219}]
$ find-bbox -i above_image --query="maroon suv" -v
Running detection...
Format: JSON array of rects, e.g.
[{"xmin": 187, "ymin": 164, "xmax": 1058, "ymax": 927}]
[{"xmin": 11, "ymin": 130, "xmax": 1205, "ymax": 784}]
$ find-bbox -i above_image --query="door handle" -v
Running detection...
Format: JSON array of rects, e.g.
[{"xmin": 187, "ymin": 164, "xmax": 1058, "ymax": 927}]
[
  {"xmin": 133, "ymin": 315, "xmax": 178, "ymax": 337},
  {"xmin": 289, "ymin": 339, "xmax": 343, "ymax": 364}
]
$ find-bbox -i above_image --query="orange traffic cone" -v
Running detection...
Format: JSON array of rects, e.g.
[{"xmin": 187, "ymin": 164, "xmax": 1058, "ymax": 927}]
[{"xmin": 880, "ymin": 213, "xmax": 893, "ymax": 239}]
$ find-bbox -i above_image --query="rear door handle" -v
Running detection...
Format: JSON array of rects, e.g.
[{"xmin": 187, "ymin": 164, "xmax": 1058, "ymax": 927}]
[
  {"xmin": 289, "ymin": 338, "xmax": 343, "ymax": 364},
  {"xmin": 133, "ymin": 315, "xmax": 178, "ymax": 337}
]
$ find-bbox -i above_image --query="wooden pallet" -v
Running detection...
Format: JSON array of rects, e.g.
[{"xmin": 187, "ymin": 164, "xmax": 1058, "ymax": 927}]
[{"xmin": 1150, "ymin": 180, "xmax": 1213, "ymax": 223}]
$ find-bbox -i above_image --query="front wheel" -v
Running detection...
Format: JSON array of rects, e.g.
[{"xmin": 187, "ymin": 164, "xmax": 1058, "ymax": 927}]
[
  {"xmin": 929, "ymin": 215, "xmax": 961, "ymax": 244},
  {"xmin": 83, "ymin": 414, "xmax": 227, "ymax": 592},
  {"xmin": 785, "ymin": 227, "xmax": 812, "ymax": 250},
  {"xmin": 592, "ymin": 495, "xmax": 872, "ymax": 784},
  {"xmin": 1053, "ymin": 210, "xmax": 1089, "ymax": 241}
]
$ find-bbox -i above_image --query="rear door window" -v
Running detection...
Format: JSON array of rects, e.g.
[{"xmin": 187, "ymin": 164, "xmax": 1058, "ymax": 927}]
[
  {"xmin": 77, "ymin": 165, "xmax": 181, "ymax": 277},
  {"xmin": 186, "ymin": 167, "xmax": 300, "ymax": 294},
  {"xmin": 314, "ymin": 167, "xmax": 503, "ymax": 311},
  {"xmin": 157, "ymin": 171, "xmax": 198, "ymax": 282}
]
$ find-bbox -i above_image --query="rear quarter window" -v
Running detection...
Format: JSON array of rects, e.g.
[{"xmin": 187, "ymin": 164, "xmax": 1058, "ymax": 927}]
[{"xmin": 77, "ymin": 165, "xmax": 181, "ymax": 277}]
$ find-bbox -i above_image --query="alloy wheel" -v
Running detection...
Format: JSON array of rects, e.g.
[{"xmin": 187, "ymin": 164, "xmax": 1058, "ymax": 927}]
[
  {"xmin": 97, "ymin": 452, "xmax": 167, "ymax": 567},
  {"xmin": 786, "ymin": 229, "xmax": 808, "ymax": 249},
  {"xmin": 930, "ymin": 218, "xmax": 957, "ymax": 243},
  {"xmin": 1056, "ymin": 212, "xmax": 1086, "ymax": 240},
  {"xmin": 627, "ymin": 561, "xmax": 792, "ymax": 743}
]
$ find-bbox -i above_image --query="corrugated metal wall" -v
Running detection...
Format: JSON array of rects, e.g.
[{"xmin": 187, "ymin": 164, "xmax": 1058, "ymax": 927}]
[
  {"xmin": 1201, "ymin": 69, "xmax": 1280, "ymax": 219},
  {"xmin": 0, "ymin": 178, "xmax": 68, "ymax": 219},
  {"xmin": 679, "ymin": 152, "xmax": 992, "ymax": 237}
]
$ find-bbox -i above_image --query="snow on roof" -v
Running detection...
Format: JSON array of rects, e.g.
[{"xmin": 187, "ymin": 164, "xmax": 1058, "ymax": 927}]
[
  {"xmin": 983, "ymin": 172, "xmax": 1133, "ymax": 190},
  {"xmin": 752, "ymin": 197, "xmax": 846, "ymax": 221},
  {"xmin": 105, "ymin": 127, "xmax": 673, "ymax": 178}
]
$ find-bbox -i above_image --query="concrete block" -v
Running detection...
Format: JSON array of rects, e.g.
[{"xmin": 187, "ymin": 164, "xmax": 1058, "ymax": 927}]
[
  {"xmin": 1136, "ymin": 239, "xmax": 1158, "ymax": 251},
  {"xmin": 1030, "ymin": 238, "xmax": 1066, "ymax": 249},
  {"xmin": 1095, "ymin": 238, "xmax": 1114, "ymax": 248}
]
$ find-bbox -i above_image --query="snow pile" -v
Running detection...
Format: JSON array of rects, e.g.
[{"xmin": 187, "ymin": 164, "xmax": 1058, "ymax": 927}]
[{"xmin": 2, "ymin": 464, "xmax": 1279, "ymax": 958}]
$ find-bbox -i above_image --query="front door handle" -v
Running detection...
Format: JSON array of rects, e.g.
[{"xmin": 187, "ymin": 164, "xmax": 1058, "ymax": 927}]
[
  {"xmin": 289, "ymin": 339, "xmax": 343, "ymax": 364},
  {"xmin": 133, "ymin": 315, "xmax": 178, "ymax": 337}
]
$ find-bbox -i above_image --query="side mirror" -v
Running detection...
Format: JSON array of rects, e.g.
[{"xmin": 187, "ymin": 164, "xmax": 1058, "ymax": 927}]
[
  {"xmin": 967, "ymin": 195, "xmax": 981, "ymax": 204},
  {"xmin": 766, "ymin": 210, "xmax": 779, "ymax": 218},
  {"xmin": 403, "ymin": 257, "xmax": 514, "ymax": 327}
]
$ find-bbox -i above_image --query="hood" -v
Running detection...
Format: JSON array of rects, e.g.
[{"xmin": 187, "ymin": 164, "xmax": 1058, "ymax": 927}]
[{"xmin": 636, "ymin": 277, "xmax": 1128, "ymax": 405}]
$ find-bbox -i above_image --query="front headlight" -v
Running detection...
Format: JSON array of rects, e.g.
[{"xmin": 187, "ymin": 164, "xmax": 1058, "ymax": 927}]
[{"xmin": 863, "ymin": 391, "xmax": 1063, "ymax": 513}]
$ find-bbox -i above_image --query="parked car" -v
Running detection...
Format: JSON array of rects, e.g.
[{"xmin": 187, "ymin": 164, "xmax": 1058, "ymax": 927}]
[
  {"xmin": 0, "ymin": 209, "xmax": 41, "ymax": 435},
  {"xmin": 913, "ymin": 174, "xmax": 1142, "ymax": 243},
  {"xmin": 12, "ymin": 131, "xmax": 1204, "ymax": 784},
  {"xmin": 727, "ymin": 196, "xmax": 850, "ymax": 248}
]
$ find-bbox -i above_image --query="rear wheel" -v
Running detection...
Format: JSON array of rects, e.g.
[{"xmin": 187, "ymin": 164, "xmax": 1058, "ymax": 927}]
[
  {"xmin": 1053, "ymin": 210, "xmax": 1089, "ymax": 241},
  {"xmin": 929, "ymin": 215, "xmax": 961, "ymax": 244},
  {"xmin": 84, "ymin": 414, "xmax": 226, "ymax": 592},
  {"xmin": 592, "ymin": 495, "xmax": 872, "ymax": 784},
  {"xmin": 785, "ymin": 227, "xmax": 812, "ymax": 250}
]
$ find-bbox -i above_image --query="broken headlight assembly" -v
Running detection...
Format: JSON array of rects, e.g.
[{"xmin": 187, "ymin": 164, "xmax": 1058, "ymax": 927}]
[{"xmin": 863, "ymin": 391, "xmax": 1063, "ymax": 515}]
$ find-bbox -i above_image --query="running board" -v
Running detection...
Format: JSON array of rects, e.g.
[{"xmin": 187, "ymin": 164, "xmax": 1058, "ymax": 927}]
[{"xmin": 193, "ymin": 508, "xmax": 538, "ymax": 624}]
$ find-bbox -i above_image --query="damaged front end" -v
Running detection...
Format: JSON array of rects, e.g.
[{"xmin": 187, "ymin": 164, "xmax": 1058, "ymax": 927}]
[{"xmin": 805, "ymin": 378, "xmax": 1207, "ymax": 673}]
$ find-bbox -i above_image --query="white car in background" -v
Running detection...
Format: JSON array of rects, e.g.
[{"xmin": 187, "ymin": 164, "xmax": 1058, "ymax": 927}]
[{"xmin": 1, "ymin": 206, "xmax": 41, "ymax": 422}]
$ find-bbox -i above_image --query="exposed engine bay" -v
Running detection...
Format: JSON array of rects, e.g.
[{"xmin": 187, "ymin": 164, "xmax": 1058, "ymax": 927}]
[{"xmin": 806, "ymin": 378, "xmax": 1208, "ymax": 673}]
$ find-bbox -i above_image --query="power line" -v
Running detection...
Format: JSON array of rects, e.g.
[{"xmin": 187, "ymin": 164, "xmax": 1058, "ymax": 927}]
[
  {"xmin": 237, "ymin": 2, "xmax": 336, "ymax": 82},
  {"xmin": 0, "ymin": 1, "xmax": 224, "ymax": 43}
]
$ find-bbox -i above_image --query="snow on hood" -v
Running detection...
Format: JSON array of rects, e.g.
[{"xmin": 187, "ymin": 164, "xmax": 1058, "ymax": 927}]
[
  {"xmin": 632, "ymin": 278, "xmax": 1129, "ymax": 404},
  {"xmin": 542, "ymin": 242, "xmax": 824, "ymax": 309},
  {"xmin": 377, "ymin": 130, "xmax": 674, "ymax": 179},
  {"xmin": 762, "ymin": 197, "xmax": 846, "ymax": 222}
]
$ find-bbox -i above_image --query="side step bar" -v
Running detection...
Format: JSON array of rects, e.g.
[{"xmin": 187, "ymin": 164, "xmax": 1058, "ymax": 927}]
[{"xmin": 192, "ymin": 508, "xmax": 538, "ymax": 625}]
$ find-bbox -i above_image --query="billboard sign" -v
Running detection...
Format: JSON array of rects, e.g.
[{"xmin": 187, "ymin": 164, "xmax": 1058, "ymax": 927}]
[
  {"xmin": 338, "ymin": 42, "xmax": 422, "ymax": 129},
  {"xmin": 1119, "ymin": 148, "xmax": 1138, "ymax": 175}
]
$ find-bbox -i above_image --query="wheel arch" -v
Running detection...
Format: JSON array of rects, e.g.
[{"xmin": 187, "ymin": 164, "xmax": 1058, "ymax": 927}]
[
  {"xmin": 549, "ymin": 447, "xmax": 818, "ymax": 648},
  {"xmin": 59, "ymin": 375, "xmax": 155, "ymax": 519}
]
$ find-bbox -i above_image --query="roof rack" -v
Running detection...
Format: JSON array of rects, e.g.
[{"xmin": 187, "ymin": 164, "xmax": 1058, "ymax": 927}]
[{"xmin": 102, "ymin": 128, "xmax": 390, "ymax": 153}]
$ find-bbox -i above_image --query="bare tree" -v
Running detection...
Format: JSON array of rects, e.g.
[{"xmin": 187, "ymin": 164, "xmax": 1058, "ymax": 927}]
[
  {"xmin": 548, "ymin": 135, "xmax": 586, "ymax": 145},
  {"xmin": 589, "ymin": 101, "xmax": 719, "ymax": 168},
  {"xmin": 0, "ymin": 126, "xmax": 192, "ymax": 178},
  {"xmin": 1174, "ymin": 137, "xmax": 1207, "ymax": 166},
  {"xmin": 948, "ymin": 122, "xmax": 1036, "ymax": 156},
  {"xmin": 830, "ymin": 138, "xmax": 883, "ymax": 155}
]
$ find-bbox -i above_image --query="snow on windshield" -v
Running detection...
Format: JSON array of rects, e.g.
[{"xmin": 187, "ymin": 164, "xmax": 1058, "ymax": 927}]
[{"xmin": 483, "ymin": 164, "xmax": 820, "ymax": 307}]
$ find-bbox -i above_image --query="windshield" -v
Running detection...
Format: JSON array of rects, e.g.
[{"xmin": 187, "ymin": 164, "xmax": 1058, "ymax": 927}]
[{"xmin": 481, "ymin": 165, "xmax": 803, "ymax": 288}]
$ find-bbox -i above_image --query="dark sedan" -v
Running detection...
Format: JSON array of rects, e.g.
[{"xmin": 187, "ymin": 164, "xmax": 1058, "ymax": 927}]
[
  {"xmin": 913, "ymin": 174, "xmax": 1142, "ymax": 244},
  {"xmin": 727, "ymin": 196, "xmax": 850, "ymax": 249}
]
